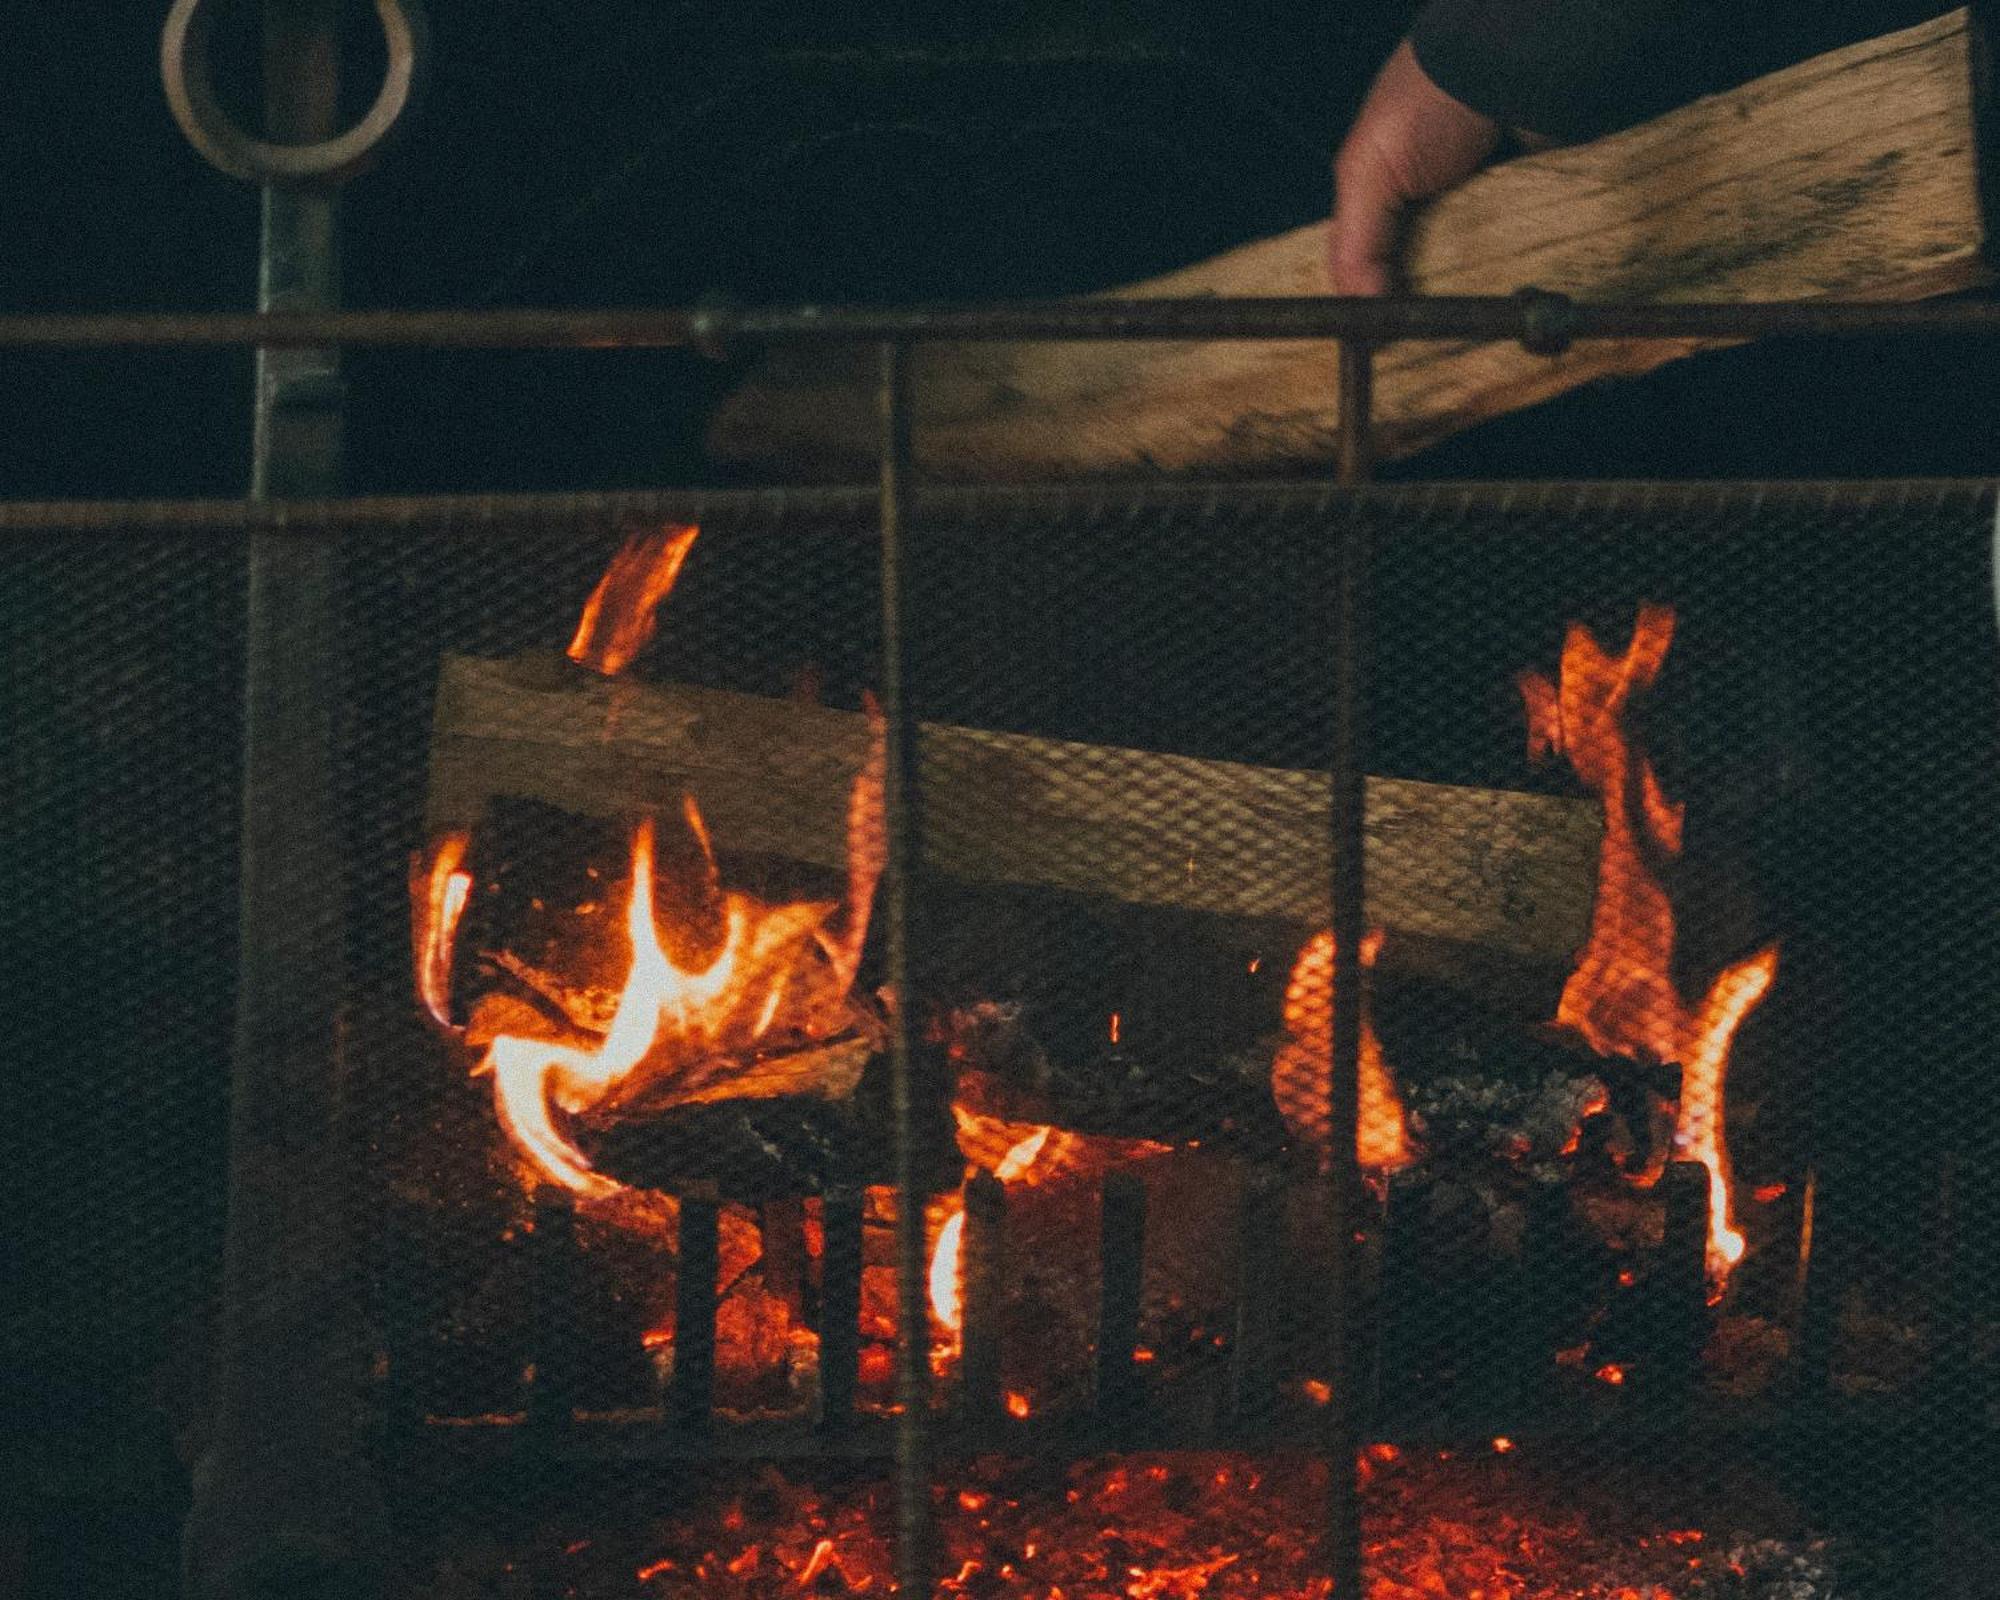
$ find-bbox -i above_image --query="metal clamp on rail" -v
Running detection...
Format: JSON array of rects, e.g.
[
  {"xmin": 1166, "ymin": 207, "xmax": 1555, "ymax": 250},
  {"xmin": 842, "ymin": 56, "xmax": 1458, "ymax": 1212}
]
[
  {"xmin": 1513, "ymin": 286, "xmax": 1581, "ymax": 357},
  {"xmin": 161, "ymin": 0, "xmax": 429, "ymax": 187}
]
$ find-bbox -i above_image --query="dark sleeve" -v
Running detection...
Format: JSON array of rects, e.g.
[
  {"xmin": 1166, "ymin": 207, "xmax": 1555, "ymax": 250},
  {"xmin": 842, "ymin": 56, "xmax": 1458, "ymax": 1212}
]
[{"xmin": 1408, "ymin": 0, "xmax": 1956, "ymax": 142}]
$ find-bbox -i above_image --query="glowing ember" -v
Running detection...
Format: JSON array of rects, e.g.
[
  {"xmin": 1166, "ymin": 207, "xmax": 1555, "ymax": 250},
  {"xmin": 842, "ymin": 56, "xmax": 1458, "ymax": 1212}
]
[
  {"xmin": 1271, "ymin": 927, "xmax": 1413, "ymax": 1173},
  {"xmin": 411, "ymin": 828, "xmax": 472, "ymax": 1030},
  {"xmin": 567, "ymin": 523, "xmax": 699, "ymax": 676},
  {"xmin": 1519, "ymin": 605, "xmax": 1779, "ymax": 1290}
]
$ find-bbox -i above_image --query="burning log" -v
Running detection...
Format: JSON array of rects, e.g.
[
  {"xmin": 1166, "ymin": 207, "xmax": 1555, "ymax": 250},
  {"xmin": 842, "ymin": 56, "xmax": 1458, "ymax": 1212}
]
[
  {"xmin": 708, "ymin": 10, "xmax": 1984, "ymax": 479},
  {"xmin": 429, "ymin": 651, "xmax": 1600, "ymax": 964}
]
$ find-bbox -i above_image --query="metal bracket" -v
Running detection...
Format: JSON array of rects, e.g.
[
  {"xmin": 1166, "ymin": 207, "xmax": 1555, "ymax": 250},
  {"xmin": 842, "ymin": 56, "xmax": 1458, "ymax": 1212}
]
[{"xmin": 162, "ymin": 0, "xmax": 428, "ymax": 189}]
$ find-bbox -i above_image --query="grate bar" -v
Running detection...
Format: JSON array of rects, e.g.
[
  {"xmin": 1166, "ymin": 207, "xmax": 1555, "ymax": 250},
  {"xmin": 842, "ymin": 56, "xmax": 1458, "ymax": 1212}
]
[
  {"xmin": 671, "ymin": 1195, "xmax": 721, "ymax": 1433},
  {"xmin": 1095, "ymin": 1171, "xmax": 1148, "ymax": 1432},
  {"xmin": 818, "ymin": 1190, "xmax": 865, "ymax": 1432},
  {"xmin": 879, "ymin": 337, "xmax": 938, "ymax": 1598},
  {"xmin": 960, "ymin": 1171, "xmax": 1007, "ymax": 1427}
]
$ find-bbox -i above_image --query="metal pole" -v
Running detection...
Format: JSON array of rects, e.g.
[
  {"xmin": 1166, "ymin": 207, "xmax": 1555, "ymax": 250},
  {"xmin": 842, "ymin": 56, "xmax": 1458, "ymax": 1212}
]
[
  {"xmin": 183, "ymin": 3, "xmax": 380, "ymax": 1596},
  {"xmin": 878, "ymin": 339, "xmax": 937, "ymax": 1598},
  {"xmin": 1323, "ymin": 339, "xmax": 1374, "ymax": 1596}
]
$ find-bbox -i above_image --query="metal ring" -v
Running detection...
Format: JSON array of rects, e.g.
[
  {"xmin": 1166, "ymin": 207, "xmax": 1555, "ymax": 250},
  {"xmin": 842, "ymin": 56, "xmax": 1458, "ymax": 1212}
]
[{"xmin": 161, "ymin": 0, "xmax": 428, "ymax": 188}]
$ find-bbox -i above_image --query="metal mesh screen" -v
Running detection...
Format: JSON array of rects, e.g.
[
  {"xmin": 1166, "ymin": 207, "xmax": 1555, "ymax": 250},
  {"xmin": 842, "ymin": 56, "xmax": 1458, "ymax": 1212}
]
[{"xmin": 4, "ymin": 479, "xmax": 1997, "ymax": 1598}]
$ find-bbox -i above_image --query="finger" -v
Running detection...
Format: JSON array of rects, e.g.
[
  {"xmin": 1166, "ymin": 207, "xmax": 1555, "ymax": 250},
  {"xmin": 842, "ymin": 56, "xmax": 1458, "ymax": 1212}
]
[{"xmin": 1327, "ymin": 151, "xmax": 1404, "ymax": 296}]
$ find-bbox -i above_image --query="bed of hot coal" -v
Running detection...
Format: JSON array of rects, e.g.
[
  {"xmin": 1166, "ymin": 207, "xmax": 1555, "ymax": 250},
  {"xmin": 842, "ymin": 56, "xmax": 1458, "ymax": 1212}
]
[{"xmin": 398, "ymin": 1443, "xmax": 1842, "ymax": 1600}]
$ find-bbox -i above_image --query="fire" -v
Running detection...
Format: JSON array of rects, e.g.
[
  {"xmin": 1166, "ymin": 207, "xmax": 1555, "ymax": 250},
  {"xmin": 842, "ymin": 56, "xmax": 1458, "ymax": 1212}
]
[
  {"xmin": 1519, "ymin": 605, "xmax": 1779, "ymax": 1290},
  {"xmin": 411, "ymin": 828, "xmax": 472, "ymax": 1030},
  {"xmin": 567, "ymin": 523, "xmax": 699, "ymax": 676},
  {"xmin": 427, "ymin": 525, "xmax": 888, "ymax": 1201},
  {"xmin": 1270, "ymin": 926, "xmax": 1412, "ymax": 1173},
  {"xmin": 481, "ymin": 783, "xmax": 882, "ymax": 1198}
]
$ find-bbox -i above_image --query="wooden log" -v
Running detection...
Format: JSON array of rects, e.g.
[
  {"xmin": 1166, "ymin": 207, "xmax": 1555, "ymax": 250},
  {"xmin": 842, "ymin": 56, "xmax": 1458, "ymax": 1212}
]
[
  {"xmin": 429, "ymin": 651, "xmax": 1601, "ymax": 962},
  {"xmin": 708, "ymin": 10, "xmax": 1986, "ymax": 481}
]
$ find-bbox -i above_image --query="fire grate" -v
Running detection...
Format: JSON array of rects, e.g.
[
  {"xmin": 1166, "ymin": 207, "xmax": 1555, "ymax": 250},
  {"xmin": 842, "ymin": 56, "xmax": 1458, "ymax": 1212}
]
[{"xmin": 8, "ymin": 450, "xmax": 1999, "ymax": 1599}]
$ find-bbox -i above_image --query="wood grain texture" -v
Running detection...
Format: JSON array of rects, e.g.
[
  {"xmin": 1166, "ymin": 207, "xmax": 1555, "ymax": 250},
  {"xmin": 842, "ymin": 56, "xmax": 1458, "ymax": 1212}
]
[
  {"xmin": 709, "ymin": 10, "xmax": 1986, "ymax": 479},
  {"xmin": 429, "ymin": 653, "xmax": 1602, "ymax": 963}
]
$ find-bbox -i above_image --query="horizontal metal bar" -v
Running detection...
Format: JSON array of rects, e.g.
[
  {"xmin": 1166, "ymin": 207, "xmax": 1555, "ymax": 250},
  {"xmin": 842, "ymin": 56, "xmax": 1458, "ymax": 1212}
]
[
  {"xmin": 2, "ymin": 292, "xmax": 2000, "ymax": 353},
  {"xmin": 0, "ymin": 477, "xmax": 1992, "ymax": 540},
  {"xmin": 399, "ymin": 1399, "xmax": 1983, "ymax": 1464}
]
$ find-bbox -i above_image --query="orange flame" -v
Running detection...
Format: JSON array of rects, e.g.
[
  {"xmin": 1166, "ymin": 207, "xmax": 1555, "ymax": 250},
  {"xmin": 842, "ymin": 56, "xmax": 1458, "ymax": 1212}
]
[
  {"xmin": 448, "ymin": 528, "xmax": 886, "ymax": 1200},
  {"xmin": 480, "ymin": 762, "xmax": 883, "ymax": 1200},
  {"xmin": 1521, "ymin": 605, "xmax": 1778, "ymax": 1290},
  {"xmin": 1271, "ymin": 927, "xmax": 1412, "ymax": 1172},
  {"xmin": 567, "ymin": 524, "xmax": 699, "ymax": 677},
  {"xmin": 411, "ymin": 829, "xmax": 472, "ymax": 1031}
]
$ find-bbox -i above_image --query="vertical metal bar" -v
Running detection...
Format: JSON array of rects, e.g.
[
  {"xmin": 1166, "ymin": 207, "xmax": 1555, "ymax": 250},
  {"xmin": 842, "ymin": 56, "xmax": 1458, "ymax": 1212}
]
[
  {"xmin": 763, "ymin": 1198, "xmax": 810, "ymax": 1322},
  {"xmin": 671, "ymin": 1194, "xmax": 721, "ymax": 1432},
  {"xmin": 380, "ymin": 1206, "xmax": 430, "ymax": 1456},
  {"xmin": 878, "ymin": 338, "xmax": 936, "ymax": 1598},
  {"xmin": 1096, "ymin": 1171, "xmax": 1148, "ymax": 1432},
  {"xmin": 1375, "ymin": 1172, "xmax": 1427, "ymax": 1429},
  {"xmin": 1323, "ymin": 337, "xmax": 1373, "ymax": 1597},
  {"xmin": 1229, "ymin": 1166, "xmax": 1284, "ymax": 1431},
  {"xmin": 1647, "ymin": 1160, "xmax": 1710, "ymax": 1423},
  {"xmin": 527, "ymin": 1187, "xmax": 578, "ymax": 1438},
  {"xmin": 818, "ymin": 1190, "xmax": 864, "ymax": 1429},
  {"xmin": 960, "ymin": 1171, "xmax": 1007, "ymax": 1427},
  {"xmin": 1509, "ymin": 1182, "xmax": 1569, "ymax": 1429},
  {"xmin": 186, "ymin": 6, "xmax": 374, "ymax": 1595}
]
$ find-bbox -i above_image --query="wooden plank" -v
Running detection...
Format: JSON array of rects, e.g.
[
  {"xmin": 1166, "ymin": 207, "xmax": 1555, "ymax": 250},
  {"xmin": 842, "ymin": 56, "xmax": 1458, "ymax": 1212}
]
[
  {"xmin": 429, "ymin": 652, "xmax": 1600, "ymax": 962},
  {"xmin": 709, "ymin": 10, "xmax": 1986, "ymax": 480}
]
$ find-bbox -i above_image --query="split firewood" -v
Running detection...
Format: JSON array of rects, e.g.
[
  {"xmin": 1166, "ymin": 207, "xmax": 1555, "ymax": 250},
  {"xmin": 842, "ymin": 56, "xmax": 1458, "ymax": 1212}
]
[
  {"xmin": 709, "ymin": 10, "xmax": 1984, "ymax": 480},
  {"xmin": 429, "ymin": 651, "xmax": 1601, "ymax": 964}
]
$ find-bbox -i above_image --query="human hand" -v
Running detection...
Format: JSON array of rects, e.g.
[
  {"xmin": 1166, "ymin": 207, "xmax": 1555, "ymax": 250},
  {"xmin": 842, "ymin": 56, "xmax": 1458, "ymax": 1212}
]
[{"xmin": 1327, "ymin": 40, "xmax": 1503, "ymax": 295}]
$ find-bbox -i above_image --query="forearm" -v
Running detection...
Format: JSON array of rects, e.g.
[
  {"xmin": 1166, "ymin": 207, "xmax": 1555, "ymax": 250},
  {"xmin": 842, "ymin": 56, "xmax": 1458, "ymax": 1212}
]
[{"xmin": 1409, "ymin": 0, "xmax": 1955, "ymax": 142}]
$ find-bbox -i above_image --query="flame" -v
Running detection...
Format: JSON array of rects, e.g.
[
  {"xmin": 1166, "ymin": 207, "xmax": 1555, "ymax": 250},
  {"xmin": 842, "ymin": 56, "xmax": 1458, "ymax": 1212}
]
[
  {"xmin": 1270, "ymin": 926, "xmax": 1412, "ymax": 1172},
  {"xmin": 425, "ymin": 527, "xmax": 893, "ymax": 1200},
  {"xmin": 481, "ymin": 773, "xmax": 882, "ymax": 1199},
  {"xmin": 1521, "ymin": 605, "xmax": 1779, "ymax": 1290},
  {"xmin": 567, "ymin": 523, "xmax": 699, "ymax": 676},
  {"xmin": 411, "ymin": 829, "xmax": 472, "ymax": 1030},
  {"xmin": 929, "ymin": 1126, "xmax": 1054, "ymax": 1332}
]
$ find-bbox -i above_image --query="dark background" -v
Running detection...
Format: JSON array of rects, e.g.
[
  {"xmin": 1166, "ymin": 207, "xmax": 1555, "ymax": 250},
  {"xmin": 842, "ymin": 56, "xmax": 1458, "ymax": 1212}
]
[{"xmin": 3, "ymin": 4, "xmax": 1997, "ymax": 1597}]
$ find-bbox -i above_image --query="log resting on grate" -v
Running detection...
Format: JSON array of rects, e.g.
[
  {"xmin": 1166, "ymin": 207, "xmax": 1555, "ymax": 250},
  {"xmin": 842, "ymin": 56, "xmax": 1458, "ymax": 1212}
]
[
  {"xmin": 709, "ymin": 10, "xmax": 1986, "ymax": 480},
  {"xmin": 428, "ymin": 651, "xmax": 1601, "ymax": 966}
]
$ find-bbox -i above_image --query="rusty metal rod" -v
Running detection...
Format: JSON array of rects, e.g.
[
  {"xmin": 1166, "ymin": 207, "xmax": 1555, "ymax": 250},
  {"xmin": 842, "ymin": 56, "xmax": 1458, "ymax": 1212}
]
[
  {"xmin": 878, "ymin": 338, "xmax": 937, "ymax": 1599},
  {"xmin": 1229, "ymin": 1166, "xmax": 1284, "ymax": 1431},
  {"xmin": 960, "ymin": 1171, "xmax": 1006, "ymax": 1428},
  {"xmin": 1, "ymin": 478, "xmax": 1992, "ymax": 539},
  {"xmin": 6, "ymin": 293, "xmax": 2000, "ymax": 351},
  {"xmin": 1323, "ymin": 338, "xmax": 1373, "ymax": 1600},
  {"xmin": 527, "ymin": 1187, "xmax": 578, "ymax": 1438},
  {"xmin": 1648, "ymin": 1161, "xmax": 1711, "ymax": 1424},
  {"xmin": 1095, "ymin": 1171, "xmax": 1148, "ymax": 1432},
  {"xmin": 818, "ymin": 1190, "xmax": 864, "ymax": 1431},
  {"xmin": 670, "ymin": 1194, "xmax": 720, "ymax": 1433}
]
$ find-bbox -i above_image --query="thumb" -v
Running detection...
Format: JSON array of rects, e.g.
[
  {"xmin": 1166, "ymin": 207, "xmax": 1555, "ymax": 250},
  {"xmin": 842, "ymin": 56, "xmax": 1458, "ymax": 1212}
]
[{"xmin": 1327, "ymin": 145, "xmax": 1405, "ymax": 297}]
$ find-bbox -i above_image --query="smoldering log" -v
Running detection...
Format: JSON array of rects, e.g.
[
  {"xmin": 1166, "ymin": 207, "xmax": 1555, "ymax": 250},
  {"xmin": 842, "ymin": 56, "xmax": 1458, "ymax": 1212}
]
[
  {"xmin": 708, "ymin": 10, "xmax": 1985, "ymax": 481},
  {"xmin": 429, "ymin": 651, "xmax": 1600, "ymax": 964}
]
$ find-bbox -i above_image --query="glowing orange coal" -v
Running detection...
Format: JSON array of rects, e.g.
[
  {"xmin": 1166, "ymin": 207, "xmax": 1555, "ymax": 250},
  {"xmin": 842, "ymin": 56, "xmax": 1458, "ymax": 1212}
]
[
  {"xmin": 1519, "ymin": 605, "xmax": 1779, "ymax": 1290},
  {"xmin": 1271, "ymin": 927, "xmax": 1413, "ymax": 1173},
  {"xmin": 568, "ymin": 523, "xmax": 699, "ymax": 677}
]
